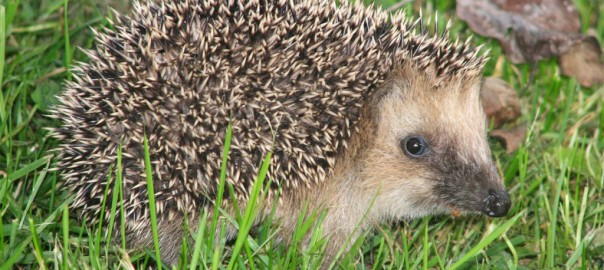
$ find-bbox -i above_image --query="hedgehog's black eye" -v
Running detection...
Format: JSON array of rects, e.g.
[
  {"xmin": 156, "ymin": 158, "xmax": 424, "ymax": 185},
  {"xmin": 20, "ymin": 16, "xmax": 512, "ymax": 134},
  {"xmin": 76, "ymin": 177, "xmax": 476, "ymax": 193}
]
[{"xmin": 401, "ymin": 136, "xmax": 429, "ymax": 157}]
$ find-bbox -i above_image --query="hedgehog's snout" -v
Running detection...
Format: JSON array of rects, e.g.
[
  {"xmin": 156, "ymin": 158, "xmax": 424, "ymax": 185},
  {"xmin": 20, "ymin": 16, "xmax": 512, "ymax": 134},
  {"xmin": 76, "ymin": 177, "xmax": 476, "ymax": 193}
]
[{"xmin": 482, "ymin": 189, "xmax": 511, "ymax": 217}]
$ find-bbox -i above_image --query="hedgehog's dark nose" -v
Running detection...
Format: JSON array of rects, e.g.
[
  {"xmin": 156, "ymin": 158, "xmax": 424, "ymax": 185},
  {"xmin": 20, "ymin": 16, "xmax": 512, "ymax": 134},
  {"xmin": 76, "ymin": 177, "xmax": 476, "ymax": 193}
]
[{"xmin": 482, "ymin": 190, "xmax": 511, "ymax": 217}]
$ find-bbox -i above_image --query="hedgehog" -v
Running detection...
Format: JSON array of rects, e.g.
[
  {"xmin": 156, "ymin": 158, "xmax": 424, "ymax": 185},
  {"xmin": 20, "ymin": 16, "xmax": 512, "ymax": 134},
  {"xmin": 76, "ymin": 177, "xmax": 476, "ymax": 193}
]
[{"xmin": 50, "ymin": 0, "xmax": 511, "ymax": 265}]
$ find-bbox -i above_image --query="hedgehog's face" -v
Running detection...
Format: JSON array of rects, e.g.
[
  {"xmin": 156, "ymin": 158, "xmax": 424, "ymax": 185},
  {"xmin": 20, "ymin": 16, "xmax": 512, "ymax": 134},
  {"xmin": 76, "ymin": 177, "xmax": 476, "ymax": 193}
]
[{"xmin": 361, "ymin": 67, "xmax": 510, "ymax": 220}]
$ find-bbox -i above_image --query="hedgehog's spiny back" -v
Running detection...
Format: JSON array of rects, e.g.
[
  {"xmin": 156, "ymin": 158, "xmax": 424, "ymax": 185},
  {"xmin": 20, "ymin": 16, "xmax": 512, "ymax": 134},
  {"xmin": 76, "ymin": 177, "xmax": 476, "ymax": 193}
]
[{"xmin": 52, "ymin": 0, "xmax": 485, "ymax": 225}]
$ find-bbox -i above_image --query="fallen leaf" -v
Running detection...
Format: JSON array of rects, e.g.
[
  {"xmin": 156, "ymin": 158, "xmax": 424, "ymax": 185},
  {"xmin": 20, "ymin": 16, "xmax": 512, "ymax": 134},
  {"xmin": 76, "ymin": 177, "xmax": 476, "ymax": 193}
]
[
  {"xmin": 456, "ymin": 0, "xmax": 581, "ymax": 63},
  {"xmin": 559, "ymin": 37, "xmax": 604, "ymax": 87},
  {"xmin": 480, "ymin": 77, "xmax": 521, "ymax": 128},
  {"xmin": 491, "ymin": 125, "xmax": 527, "ymax": 153}
]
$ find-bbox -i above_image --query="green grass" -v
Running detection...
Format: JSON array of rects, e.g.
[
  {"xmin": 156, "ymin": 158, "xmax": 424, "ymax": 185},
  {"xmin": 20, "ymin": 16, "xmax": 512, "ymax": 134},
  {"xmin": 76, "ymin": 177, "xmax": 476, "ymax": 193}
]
[{"xmin": 1, "ymin": 0, "xmax": 604, "ymax": 269}]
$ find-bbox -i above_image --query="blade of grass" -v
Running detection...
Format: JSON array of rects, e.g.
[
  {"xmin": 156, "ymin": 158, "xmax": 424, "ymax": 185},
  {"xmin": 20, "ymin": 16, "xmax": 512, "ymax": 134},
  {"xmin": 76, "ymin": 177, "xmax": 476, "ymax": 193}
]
[
  {"xmin": 373, "ymin": 238, "xmax": 386, "ymax": 270},
  {"xmin": 211, "ymin": 236, "xmax": 221, "ymax": 270},
  {"xmin": 63, "ymin": 0, "xmax": 71, "ymax": 80},
  {"xmin": 48, "ymin": 172, "xmax": 57, "ymax": 216},
  {"xmin": 210, "ymin": 122, "xmax": 233, "ymax": 246},
  {"xmin": 95, "ymin": 164, "xmax": 113, "ymax": 255},
  {"xmin": 565, "ymin": 239, "xmax": 585, "ymax": 270},
  {"xmin": 7, "ymin": 155, "xmax": 50, "ymax": 182},
  {"xmin": 143, "ymin": 131, "xmax": 161, "ymax": 269},
  {"xmin": 548, "ymin": 148, "xmax": 572, "ymax": 268},
  {"xmin": 0, "ymin": 5, "xmax": 6, "ymax": 122},
  {"xmin": 189, "ymin": 213, "xmax": 207, "ymax": 270},
  {"xmin": 449, "ymin": 210, "xmax": 524, "ymax": 270},
  {"xmin": 401, "ymin": 227, "xmax": 410, "ymax": 270},
  {"xmin": 29, "ymin": 218, "xmax": 47, "ymax": 269},
  {"xmin": 107, "ymin": 145, "xmax": 124, "ymax": 245},
  {"xmin": 432, "ymin": 239, "xmax": 445, "ymax": 269},
  {"xmin": 19, "ymin": 159, "xmax": 51, "ymax": 227},
  {"xmin": 207, "ymin": 123, "xmax": 233, "ymax": 270},
  {"xmin": 227, "ymin": 152, "xmax": 272, "ymax": 270},
  {"xmin": 117, "ymin": 143, "xmax": 127, "ymax": 250},
  {"xmin": 423, "ymin": 218, "xmax": 429, "ymax": 270},
  {"xmin": 0, "ymin": 216, "xmax": 3, "ymax": 260},
  {"xmin": 575, "ymin": 185, "xmax": 589, "ymax": 248},
  {"xmin": 62, "ymin": 205, "xmax": 69, "ymax": 270},
  {"xmin": 244, "ymin": 237, "xmax": 257, "ymax": 270},
  {"xmin": 502, "ymin": 234, "xmax": 518, "ymax": 269}
]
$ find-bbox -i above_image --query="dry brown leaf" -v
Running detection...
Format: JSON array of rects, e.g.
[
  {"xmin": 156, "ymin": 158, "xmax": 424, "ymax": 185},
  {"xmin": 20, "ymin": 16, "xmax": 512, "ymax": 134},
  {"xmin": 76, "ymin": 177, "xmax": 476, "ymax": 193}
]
[
  {"xmin": 491, "ymin": 125, "xmax": 527, "ymax": 154},
  {"xmin": 456, "ymin": 0, "xmax": 581, "ymax": 63},
  {"xmin": 559, "ymin": 37, "xmax": 604, "ymax": 87},
  {"xmin": 480, "ymin": 77, "xmax": 521, "ymax": 129}
]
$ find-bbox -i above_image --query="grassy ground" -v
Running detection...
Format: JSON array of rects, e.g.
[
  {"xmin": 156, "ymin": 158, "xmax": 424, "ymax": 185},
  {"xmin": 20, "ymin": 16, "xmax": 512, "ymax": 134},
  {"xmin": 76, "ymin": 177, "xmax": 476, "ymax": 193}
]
[{"xmin": 1, "ymin": 0, "xmax": 603, "ymax": 269}]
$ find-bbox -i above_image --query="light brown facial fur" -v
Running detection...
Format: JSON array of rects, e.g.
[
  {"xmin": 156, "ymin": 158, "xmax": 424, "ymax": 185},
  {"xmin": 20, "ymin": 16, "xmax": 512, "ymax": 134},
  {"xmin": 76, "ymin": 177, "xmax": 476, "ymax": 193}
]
[
  {"xmin": 357, "ymin": 64, "xmax": 507, "ymax": 219},
  {"xmin": 283, "ymin": 63, "xmax": 510, "ymax": 258}
]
